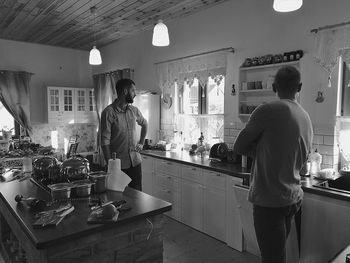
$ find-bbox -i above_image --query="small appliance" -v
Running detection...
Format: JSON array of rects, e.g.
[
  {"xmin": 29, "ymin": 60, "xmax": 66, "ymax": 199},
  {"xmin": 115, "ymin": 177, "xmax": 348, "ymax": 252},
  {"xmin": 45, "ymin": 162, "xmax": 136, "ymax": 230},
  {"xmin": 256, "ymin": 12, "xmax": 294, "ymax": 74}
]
[{"xmin": 209, "ymin": 143, "xmax": 229, "ymax": 162}]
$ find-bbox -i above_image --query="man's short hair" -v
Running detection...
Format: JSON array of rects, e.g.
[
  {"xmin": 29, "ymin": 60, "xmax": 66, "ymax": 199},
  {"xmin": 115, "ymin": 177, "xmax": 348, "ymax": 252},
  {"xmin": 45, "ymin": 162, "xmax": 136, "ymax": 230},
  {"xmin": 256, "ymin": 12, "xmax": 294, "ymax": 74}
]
[
  {"xmin": 274, "ymin": 66, "xmax": 301, "ymax": 93},
  {"xmin": 115, "ymin": 78, "xmax": 135, "ymax": 97}
]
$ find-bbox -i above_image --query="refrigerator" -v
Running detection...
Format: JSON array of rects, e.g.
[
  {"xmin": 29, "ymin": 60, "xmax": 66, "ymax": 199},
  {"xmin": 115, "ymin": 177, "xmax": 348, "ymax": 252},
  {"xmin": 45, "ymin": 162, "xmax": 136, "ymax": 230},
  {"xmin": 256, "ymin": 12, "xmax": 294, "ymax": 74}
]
[{"xmin": 133, "ymin": 92, "xmax": 160, "ymax": 144}]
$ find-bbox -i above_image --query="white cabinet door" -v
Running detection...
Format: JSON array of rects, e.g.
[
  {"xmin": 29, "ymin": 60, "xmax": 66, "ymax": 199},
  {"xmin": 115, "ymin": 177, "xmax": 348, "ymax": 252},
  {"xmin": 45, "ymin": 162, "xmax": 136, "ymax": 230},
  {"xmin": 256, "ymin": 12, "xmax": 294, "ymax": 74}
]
[
  {"xmin": 61, "ymin": 88, "xmax": 75, "ymax": 123},
  {"xmin": 141, "ymin": 155, "xmax": 154, "ymax": 195},
  {"xmin": 301, "ymin": 193, "xmax": 350, "ymax": 263},
  {"xmin": 74, "ymin": 88, "xmax": 88, "ymax": 123},
  {"xmin": 226, "ymin": 176, "xmax": 243, "ymax": 251},
  {"xmin": 181, "ymin": 179, "xmax": 203, "ymax": 231},
  {"xmin": 203, "ymin": 185, "xmax": 226, "ymax": 241},
  {"xmin": 47, "ymin": 87, "xmax": 62, "ymax": 123}
]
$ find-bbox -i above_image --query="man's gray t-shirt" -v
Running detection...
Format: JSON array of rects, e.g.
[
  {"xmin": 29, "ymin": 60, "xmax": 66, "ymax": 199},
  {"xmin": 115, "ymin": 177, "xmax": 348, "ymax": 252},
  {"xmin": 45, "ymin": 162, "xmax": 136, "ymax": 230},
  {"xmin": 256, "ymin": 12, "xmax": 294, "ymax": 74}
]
[{"xmin": 244, "ymin": 99, "xmax": 313, "ymax": 207}]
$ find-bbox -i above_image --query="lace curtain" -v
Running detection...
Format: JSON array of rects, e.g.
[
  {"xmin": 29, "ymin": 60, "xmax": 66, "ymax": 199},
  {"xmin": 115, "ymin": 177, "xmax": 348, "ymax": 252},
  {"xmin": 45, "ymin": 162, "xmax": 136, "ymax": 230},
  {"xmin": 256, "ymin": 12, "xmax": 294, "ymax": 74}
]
[
  {"xmin": 155, "ymin": 50, "xmax": 228, "ymax": 95},
  {"xmin": 313, "ymin": 26, "xmax": 350, "ymax": 84}
]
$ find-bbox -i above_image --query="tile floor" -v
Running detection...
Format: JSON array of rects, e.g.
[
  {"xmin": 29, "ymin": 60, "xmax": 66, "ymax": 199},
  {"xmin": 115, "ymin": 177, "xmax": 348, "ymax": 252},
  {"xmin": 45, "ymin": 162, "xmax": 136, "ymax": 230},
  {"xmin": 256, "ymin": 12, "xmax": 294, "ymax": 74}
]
[
  {"xmin": 163, "ymin": 216, "xmax": 260, "ymax": 263},
  {"xmin": 0, "ymin": 217, "xmax": 259, "ymax": 263}
]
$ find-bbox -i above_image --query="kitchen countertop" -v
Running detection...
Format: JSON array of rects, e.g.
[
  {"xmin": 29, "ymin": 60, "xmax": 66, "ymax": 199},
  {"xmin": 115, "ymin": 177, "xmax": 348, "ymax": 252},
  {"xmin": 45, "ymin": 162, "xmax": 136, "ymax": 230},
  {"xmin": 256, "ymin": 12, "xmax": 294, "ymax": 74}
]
[
  {"xmin": 0, "ymin": 179, "xmax": 171, "ymax": 249},
  {"xmin": 141, "ymin": 150, "xmax": 350, "ymax": 202}
]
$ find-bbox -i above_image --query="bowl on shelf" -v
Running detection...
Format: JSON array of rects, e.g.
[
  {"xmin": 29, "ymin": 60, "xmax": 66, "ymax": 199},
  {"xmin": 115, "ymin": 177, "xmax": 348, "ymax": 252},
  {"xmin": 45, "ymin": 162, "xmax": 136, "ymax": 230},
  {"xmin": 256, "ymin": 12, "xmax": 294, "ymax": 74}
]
[{"xmin": 247, "ymin": 82, "xmax": 255, "ymax": 90}]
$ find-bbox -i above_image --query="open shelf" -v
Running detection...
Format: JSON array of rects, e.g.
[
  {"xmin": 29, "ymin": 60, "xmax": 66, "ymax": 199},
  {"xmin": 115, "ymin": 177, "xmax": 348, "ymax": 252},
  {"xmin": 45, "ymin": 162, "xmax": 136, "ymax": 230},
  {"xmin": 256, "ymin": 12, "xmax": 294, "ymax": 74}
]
[
  {"xmin": 239, "ymin": 60, "xmax": 300, "ymax": 71},
  {"xmin": 239, "ymin": 89, "xmax": 274, "ymax": 93}
]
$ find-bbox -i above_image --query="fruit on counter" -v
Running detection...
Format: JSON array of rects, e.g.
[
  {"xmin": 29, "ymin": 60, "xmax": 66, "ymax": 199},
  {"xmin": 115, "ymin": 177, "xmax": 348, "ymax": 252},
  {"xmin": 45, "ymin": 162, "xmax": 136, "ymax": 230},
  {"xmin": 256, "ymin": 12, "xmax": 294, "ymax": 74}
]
[{"xmin": 102, "ymin": 204, "xmax": 117, "ymax": 219}]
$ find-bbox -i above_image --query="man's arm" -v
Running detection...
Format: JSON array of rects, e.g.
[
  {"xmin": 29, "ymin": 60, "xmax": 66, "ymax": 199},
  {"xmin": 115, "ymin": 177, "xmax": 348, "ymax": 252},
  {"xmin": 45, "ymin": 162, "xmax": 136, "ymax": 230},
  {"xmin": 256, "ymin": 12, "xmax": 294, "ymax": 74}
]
[
  {"xmin": 233, "ymin": 104, "xmax": 268, "ymax": 157},
  {"xmin": 139, "ymin": 120, "xmax": 148, "ymax": 145},
  {"xmin": 101, "ymin": 145, "xmax": 111, "ymax": 163},
  {"xmin": 100, "ymin": 109, "xmax": 112, "ymax": 162}
]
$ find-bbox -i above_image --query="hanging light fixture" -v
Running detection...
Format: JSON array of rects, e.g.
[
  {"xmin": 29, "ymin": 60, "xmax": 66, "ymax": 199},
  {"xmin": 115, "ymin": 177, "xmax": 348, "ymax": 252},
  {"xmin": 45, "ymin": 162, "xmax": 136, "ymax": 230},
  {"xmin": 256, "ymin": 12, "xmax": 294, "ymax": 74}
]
[
  {"xmin": 273, "ymin": 0, "xmax": 303, "ymax": 12},
  {"xmin": 152, "ymin": 20, "xmax": 170, "ymax": 47},
  {"xmin": 89, "ymin": 6, "xmax": 102, "ymax": 65}
]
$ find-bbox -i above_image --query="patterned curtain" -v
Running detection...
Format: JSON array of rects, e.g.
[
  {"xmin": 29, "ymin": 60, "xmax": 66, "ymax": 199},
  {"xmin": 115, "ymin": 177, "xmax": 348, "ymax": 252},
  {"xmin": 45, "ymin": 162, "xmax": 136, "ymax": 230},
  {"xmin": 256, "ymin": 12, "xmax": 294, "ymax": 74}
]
[
  {"xmin": 0, "ymin": 70, "xmax": 33, "ymax": 137},
  {"xmin": 313, "ymin": 27, "xmax": 350, "ymax": 85},
  {"xmin": 155, "ymin": 50, "xmax": 228, "ymax": 97},
  {"xmin": 92, "ymin": 69, "xmax": 134, "ymax": 166}
]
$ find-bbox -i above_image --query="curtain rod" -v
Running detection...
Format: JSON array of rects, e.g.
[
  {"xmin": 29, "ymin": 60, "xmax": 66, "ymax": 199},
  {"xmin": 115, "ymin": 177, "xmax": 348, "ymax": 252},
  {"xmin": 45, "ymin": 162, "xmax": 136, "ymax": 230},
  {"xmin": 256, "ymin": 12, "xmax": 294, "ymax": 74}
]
[
  {"xmin": 311, "ymin": 20, "xmax": 350, "ymax": 33},
  {"xmin": 154, "ymin": 47, "xmax": 234, "ymax": 65}
]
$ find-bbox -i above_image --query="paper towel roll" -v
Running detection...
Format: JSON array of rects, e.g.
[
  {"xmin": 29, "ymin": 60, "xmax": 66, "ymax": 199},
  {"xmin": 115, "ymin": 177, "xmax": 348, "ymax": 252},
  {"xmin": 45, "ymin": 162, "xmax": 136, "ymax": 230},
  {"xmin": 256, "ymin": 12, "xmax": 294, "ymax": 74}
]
[{"xmin": 107, "ymin": 158, "xmax": 121, "ymax": 175}]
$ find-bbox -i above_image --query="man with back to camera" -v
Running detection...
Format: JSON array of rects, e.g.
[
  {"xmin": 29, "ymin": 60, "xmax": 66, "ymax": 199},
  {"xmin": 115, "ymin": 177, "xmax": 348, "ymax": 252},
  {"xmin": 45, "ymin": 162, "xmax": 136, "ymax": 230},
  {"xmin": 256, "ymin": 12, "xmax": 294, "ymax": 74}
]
[
  {"xmin": 100, "ymin": 78, "xmax": 148, "ymax": 191},
  {"xmin": 233, "ymin": 66, "xmax": 313, "ymax": 263}
]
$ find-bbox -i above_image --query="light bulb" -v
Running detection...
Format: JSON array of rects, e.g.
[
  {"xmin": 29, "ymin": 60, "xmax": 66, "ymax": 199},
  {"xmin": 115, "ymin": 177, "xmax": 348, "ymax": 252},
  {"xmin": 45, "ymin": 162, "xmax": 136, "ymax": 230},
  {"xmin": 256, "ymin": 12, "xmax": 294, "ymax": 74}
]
[
  {"xmin": 273, "ymin": 0, "xmax": 302, "ymax": 12},
  {"xmin": 89, "ymin": 46, "xmax": 102, "ymax": 65},
  {"xmin": 152, "ymin": 20, "xmax": 170, "ymax": 47}
]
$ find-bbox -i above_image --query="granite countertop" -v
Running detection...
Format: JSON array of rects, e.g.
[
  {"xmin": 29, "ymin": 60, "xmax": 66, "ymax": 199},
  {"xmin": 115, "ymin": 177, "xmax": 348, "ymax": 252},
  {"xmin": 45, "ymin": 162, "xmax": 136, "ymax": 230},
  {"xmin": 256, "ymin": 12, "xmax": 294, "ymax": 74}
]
[
  {"xmin": 141, "ymin": 150, "xmax": 350, "ymax": 202},
  {"xmin": 0, "ymin": 179, "xmax": 171, "ymax": 249}
]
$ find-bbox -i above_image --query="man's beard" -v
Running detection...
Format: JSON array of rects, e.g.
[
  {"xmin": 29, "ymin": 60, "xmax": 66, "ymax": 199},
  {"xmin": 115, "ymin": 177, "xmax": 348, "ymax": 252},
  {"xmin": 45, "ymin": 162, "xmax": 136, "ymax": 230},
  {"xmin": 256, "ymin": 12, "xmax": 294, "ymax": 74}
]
[{"xmin": 126, "ymin": 93, "xmax": 134, "ymax": 103}]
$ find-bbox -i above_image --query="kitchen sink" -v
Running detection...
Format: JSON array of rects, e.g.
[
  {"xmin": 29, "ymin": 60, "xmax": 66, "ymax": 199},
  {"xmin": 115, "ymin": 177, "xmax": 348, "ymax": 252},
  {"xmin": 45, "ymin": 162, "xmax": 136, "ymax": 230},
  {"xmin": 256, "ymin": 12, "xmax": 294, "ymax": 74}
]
[{"xmin": 313, "ymin": 175, "xmax": 350, "ymax": 194}]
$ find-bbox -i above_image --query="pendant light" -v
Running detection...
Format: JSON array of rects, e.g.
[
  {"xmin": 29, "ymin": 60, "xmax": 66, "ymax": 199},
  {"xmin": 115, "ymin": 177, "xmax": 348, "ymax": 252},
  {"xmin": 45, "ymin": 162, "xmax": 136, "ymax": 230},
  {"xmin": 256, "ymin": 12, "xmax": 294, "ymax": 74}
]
[
  {"xmin": 89, "ymin": 6, "xmax": 102, "ymax": 65},
  {"xmin": 152, "ymin": 20, "xmax": 170, "ymax": 47},
  {"xmin": 273, "ymin": 0, "xmax": 302, "ymax": 12}
]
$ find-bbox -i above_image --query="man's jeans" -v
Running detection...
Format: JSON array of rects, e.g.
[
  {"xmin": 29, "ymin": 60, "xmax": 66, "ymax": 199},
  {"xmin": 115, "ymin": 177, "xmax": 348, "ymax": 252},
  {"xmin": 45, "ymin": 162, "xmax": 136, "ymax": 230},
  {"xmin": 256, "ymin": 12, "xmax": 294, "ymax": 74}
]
[
  {"xmin": 122, "ymin": 164, "xmax": 142, "ymax": 191},
  {"xmin": 253, "ymin": 200, "xmax": 302, "ymax": 263}
]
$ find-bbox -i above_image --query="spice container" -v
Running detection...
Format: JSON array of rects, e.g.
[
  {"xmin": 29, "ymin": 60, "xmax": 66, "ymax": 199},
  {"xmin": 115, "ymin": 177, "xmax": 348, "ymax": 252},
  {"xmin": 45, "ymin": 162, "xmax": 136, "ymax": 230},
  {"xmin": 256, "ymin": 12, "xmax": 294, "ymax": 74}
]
[{"xmin": 72, "ymin": 179, "xmax": 94, "ymax": 197}]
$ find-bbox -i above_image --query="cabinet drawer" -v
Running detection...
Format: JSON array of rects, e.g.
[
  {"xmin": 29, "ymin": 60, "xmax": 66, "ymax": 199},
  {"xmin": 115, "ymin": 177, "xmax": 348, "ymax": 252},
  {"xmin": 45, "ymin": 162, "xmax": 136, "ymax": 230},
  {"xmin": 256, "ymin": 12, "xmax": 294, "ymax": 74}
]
[
  {"xmin": 155, "ymin": 160, "xmax": 180, "ymax": 177},
  {"xmin": 154, "ymin": 173, "xmax": 180, "ymax": 189},
  {"xmin": 203, "ymin": 170, "xmax": 226, "ymax": 190},
  {"xmin": 181, "ymin": 165, "xmax": 203, "ymax": 184}
]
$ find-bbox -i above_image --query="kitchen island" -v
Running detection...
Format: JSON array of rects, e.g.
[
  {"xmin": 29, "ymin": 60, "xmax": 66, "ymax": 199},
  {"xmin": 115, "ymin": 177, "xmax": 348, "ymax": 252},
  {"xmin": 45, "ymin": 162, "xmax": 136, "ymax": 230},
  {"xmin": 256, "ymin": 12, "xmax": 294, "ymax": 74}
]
[{"xmin": 0, "ymin": 179, "xmax": 171, "ymax": 263}]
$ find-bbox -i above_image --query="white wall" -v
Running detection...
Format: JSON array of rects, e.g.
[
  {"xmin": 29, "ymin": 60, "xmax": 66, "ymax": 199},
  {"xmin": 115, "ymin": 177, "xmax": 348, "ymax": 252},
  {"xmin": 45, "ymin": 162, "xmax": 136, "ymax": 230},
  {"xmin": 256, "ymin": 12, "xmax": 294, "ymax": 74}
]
[
  {"xmin": 97, "ymin": 0, "xmax": 350, "ymax": 128},
  {"xmin": 0, "ymin": 39, "xmax": 93, "ymax": 124}
]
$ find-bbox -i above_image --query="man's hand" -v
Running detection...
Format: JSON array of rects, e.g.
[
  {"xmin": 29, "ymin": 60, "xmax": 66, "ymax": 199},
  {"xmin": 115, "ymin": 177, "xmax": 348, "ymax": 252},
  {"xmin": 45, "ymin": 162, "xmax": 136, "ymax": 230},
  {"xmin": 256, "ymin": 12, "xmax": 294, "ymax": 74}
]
[{"xmin": 135, "ymin": 143, "xmax": 144, "ymax": 152}]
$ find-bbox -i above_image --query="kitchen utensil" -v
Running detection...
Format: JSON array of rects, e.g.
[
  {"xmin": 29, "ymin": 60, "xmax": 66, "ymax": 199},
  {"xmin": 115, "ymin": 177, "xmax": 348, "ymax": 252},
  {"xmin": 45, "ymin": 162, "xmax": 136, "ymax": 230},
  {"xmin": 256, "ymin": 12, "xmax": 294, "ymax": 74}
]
[
  {"xmin": 15, "ymin": 194, "xmax": 47, "ymax": 210},
  {"xmin": 48, "ymin": 183, "xmax": 73, "ymax": 200},
  {"xmin": 32, "ymin": 156, "xmax": 61, "ymax": 184},
  {"xmin": 209, "ymin": 143, "xmax": 228, "ymax": 162},
  {"xmin": 89, "ymin": 171, "xmax": 110, "ymax": 193},
  {"xmin": 72, "ymin": 179, "xmax": 93, "ymax": 197},
  {"xmin": 60, "ymin": 156, "xmax": 90, "ymax": 182}
]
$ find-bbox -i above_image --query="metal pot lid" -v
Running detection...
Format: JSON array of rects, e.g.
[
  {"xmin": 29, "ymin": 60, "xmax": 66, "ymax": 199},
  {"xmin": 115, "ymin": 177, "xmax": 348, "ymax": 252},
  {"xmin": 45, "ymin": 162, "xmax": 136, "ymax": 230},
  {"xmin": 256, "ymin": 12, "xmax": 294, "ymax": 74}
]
[
  {"xmin": 33, "ymin": 156, "xmax": 59, "ymax": 168},
  {"xmin": 48, "ymin": 182, "xmax": 73, "ymax": 190},
  {"xmin": 61, "ymin": 156, "xmax": 89, "ymax": 169},
  {"xmin": 89, "ymin": 171, "xmax": 109, "ymax": 178}
]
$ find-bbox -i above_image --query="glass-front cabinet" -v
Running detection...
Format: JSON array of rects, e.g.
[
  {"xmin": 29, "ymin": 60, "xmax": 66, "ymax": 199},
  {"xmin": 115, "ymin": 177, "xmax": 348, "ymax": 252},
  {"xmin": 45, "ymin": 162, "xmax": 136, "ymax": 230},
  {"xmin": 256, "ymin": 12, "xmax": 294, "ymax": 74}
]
[{"xmin": 47, "ymin": 87, "xmax": 96, "ymax": 124}]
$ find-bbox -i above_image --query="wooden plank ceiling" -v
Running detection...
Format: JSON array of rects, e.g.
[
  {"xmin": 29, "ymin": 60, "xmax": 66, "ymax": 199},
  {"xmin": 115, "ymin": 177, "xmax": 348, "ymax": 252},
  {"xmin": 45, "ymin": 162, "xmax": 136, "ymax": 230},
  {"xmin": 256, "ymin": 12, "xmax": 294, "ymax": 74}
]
[{"xmin": 0, "ymin": 0, "xmax": 229, "ymax": 50}]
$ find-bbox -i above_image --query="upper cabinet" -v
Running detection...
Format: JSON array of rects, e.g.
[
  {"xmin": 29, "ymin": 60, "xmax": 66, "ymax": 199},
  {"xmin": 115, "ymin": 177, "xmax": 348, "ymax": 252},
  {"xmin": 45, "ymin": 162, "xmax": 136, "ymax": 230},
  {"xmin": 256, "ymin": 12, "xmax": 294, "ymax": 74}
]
[
  {"xmin": 238, "ymin": 60, "xmax": 300, "ymax": 122},
  {"xmin": 47, "ymin": 86, "xmax": 97, "ymax": 124}
]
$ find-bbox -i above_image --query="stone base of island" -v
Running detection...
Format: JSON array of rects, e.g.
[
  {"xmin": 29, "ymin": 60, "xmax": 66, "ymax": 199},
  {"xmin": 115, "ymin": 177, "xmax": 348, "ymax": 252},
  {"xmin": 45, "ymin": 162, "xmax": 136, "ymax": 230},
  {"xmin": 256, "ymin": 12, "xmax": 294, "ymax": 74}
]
[{"xmin": 0, "ymin": 179, "xmax": 171, "ymax": 263}]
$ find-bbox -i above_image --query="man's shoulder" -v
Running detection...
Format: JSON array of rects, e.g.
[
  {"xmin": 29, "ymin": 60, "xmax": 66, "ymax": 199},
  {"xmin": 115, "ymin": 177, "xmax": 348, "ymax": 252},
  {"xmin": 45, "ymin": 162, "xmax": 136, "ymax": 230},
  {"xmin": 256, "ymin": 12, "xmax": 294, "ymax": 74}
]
[{"xmin": 102, "ymin": 104, "xmax": 114, "ymax": 114}]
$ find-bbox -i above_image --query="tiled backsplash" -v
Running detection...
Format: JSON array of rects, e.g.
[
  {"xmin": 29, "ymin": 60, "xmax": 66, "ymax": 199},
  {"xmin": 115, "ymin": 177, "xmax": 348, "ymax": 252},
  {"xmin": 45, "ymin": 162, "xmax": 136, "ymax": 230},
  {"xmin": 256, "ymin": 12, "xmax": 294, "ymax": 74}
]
[
  {"xmin": 224, "ymin": 122, "xmax": 340, "ymax": 170},
  {"xmin": 32, "ymin": 123, "xmax": 97, "ymax": 153}
]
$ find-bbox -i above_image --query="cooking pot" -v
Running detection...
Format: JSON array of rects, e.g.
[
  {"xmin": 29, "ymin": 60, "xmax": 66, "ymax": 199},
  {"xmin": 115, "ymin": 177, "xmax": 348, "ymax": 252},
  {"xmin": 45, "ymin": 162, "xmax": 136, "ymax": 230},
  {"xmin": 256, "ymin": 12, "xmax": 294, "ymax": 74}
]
[
  {"xmin": 33, "ymin": 156, "xmax": 61, "ymax": 185},
  {"xmin": 72, "ymin": 179, "xmax": 94, "ymax": 197},
  {"xmin": 60, "ymin": 156, "xmax": 90, "ymax": 182},
  {"xmin": 89, "ymin": 171, "xmax": 110, "ymax": 193},
  {"xmin": 49, "ymin": 182, "xmax": 73, "ymax": 200}
]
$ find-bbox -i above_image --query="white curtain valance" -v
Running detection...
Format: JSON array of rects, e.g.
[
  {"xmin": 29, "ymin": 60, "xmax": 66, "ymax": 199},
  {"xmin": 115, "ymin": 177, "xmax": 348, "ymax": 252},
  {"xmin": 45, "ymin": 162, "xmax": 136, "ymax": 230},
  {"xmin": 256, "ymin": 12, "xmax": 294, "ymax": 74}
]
[
  {"xmin": 313, "ymin": 26, "xmax": 350, "ymax": 75},
  {"xmin": 155, "ymin": 50, "xmax": 227, "ymax": 93}
]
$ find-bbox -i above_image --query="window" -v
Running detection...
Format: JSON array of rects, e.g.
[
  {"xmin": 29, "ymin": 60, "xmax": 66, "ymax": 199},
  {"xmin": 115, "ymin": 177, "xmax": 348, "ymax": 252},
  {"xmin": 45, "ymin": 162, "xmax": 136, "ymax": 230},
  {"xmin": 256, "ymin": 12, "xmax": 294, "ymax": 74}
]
[
  {"xmin": 175, "ymin": 75, "xmax": 225, "ymax": 147},
  {"xmin": 340, "ymin": 61, "xmax": 350, "ymax": 116},
  {"xmin": 0, "ymin": 102, "xmax": 15, "ymax": 138}
]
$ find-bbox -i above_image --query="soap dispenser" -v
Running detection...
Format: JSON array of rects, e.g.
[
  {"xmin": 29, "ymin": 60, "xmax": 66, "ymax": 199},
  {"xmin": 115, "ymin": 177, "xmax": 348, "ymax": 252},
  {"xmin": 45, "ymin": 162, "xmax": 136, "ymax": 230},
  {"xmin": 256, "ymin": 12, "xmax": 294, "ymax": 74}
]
[{"xmin": 310, "ymin": 149, "xmax": 322, "ymax": 176}]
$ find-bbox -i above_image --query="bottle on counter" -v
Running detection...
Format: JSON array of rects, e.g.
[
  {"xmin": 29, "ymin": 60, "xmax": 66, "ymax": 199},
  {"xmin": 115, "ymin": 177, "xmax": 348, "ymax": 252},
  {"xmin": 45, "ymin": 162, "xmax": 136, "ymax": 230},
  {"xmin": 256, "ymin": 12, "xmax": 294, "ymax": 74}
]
[{"xmin": 310, "ymin": 149, "xmax": 322, "ymax": 176}]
